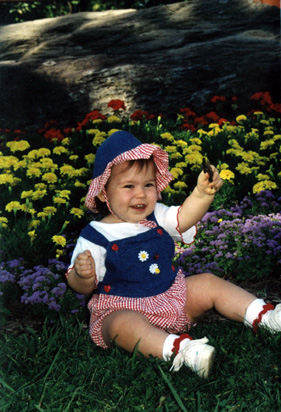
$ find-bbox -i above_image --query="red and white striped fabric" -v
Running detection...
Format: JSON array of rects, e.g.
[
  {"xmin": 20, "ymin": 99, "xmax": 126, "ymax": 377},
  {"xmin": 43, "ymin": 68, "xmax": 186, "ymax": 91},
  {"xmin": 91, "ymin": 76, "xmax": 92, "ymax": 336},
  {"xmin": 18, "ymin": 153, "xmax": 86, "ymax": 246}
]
[
  {"xmin": 87, "ymin": 271, "xmax": 191, "ymax": 349},
  {"xmin": 85, "ymin": 143, "xmax": 173, "ymax": 212}
]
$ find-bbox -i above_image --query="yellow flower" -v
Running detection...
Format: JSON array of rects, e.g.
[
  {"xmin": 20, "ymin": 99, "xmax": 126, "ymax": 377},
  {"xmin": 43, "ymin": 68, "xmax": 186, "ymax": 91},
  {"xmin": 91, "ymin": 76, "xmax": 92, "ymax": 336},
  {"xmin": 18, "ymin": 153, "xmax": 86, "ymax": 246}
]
[
  {"xmin": 43, "ymin": 206, "xmax": 57, "ymax": 215},
  {"xmin": 21, "ymin": 205, "xmax": 36, "ymax": 215},
  {"xmin": 29, "ymin": 220, "xmax": 40, "ymax": 228},
  {"xmin": 32, "ymin": 189, "xmax": 47, "ymax": 200},
  {"xmin": 274, "ymin": 134, "xmax": 281, "ymax": 141},
  {"xmin": 85, "ymin": 153, "xmax": 95, "ymax": 165},
  {"xmin": 236, "ymin": 162, "xmax": 252, "ymax": 175},
  {"xmin": 263, "ymin": 130, "xmax": 274, "ymax": 136},
  {"xmin": 69, "ymin": 155, "xmax": 79, "ymax": 161},
  {"xmin": 60, "ymin": 165, "xmax": 76, "ymax": 177},
  {"xmin": 39, "ymin": 158, "xmax": 58, "ymax": 169},
  {"xmin": 21, "ymin": 190, "xmax": 34, "ymax": 199},
  {"xmin": 35, "ymin": 183, "xmax": 47, "ymax": 190},
  {"xmin": 207, "ymin": 127, "xmax": 222, "ymax": 136},
  {"xmin": 219, "ymin": 169, "xmax": 235, "ymax": 182},
  {"xmin": 28, "ymin": 230, "xmax": 37, "ymax": 239},
  {"xmin": 92, "ymin": 133, "xmax": 107, "ymax": 146},
  {"xmin": 256, "ymin": 173, "xmax": 270, "ymax": 181},
  {"xmin": 52, "ymin": 235, "xmax": 66, "ymax": 247},
  {"xmin": 74, "ymin": 181, "xmax": 87, "ymax": 188},
  {"xmin": 26, "ymin": 167, "xmax": 42, "ymax": 178},
  {"xmin": 197, "ymin": 129, "xmax": 208, "ymax": 136},
  {"xmin": 37, "ymin": 212, "xmax": 48, "ymax": 219},
  {"xmin": 161, "ymin": 132, "xmax": 174, "ymax": 142},
  {"xmin": 236, "ymin": 115, "xmax": 247, "ymax": 124},
  {"xmin": 0, "ymin": 173, "xmax": 14, "ymax": 185},
  {"xmin": 70, "ymin": 208, "xmax": 84, "ymax": 218},
  {"xmin": 217, "ymin": 163, "xmax": 229, "ymax": 170},
  {"xmin": 37, "ymin": 148, "xmax": 51, "ymax": 157},
  {"xmin": 26, "ymin": 149, "xmax": 39, "ymax": 159},
  {"xmin": 174, "ymin": 181, "xmax": 188, "ymax": 190},
  {"xmin": 170, "ymin": 167, "xmax": 184, "ymax": 179},
  {"xmin": 42, "ymin": 172, "xmax": 58, "ymax": 184},
  {"xmin": 5, "ymin": 201, "xmax": 22, "ymax": 212},
  {"xmin": 253, "ymin": 111, "xmax": 264, "ymax": 115},
  {"xmin": 189, "ymin": 138, "xmax": 202, "ymax": 145},
  {"xmin": 175, "ymin": 162, "xmax": 187, "ymax": 168},
  {"xmin": 107, "ymin": 116, "xmax": 121, "ymax": 123},
  {"xmin": 170, "ymin": 152, "xmax": 182, "ymax": 160},
  {"xmin": 253, "ymin": 180, "xmax": 278, "ymax": 194},
  {"xmin": 6, "ymin": 140, "xmax": 30, "ymax": 153},
  {"xmin": 53, "ymin": 146, "xmax": 69, "ymax": 155},
  {"xmin": 61, "ymin": 138, "xmax": 70, "ymax": 146},
  {"xmin": 86, "ymin": 129, "xmax": 100, "ymax": 135},
  {"xmin": 76, "ymin": 167, "xmax": 88, "ymax": 177},
  {"xmin": 175, "ymin": 139, "xmax": 188, "ymax": 148},
  {"xmin": 185, "ymin": 152, "xmax": 203, "ymax": 165},
  {"xmin": 0, "ymin": 217, "xmax": 8, "ymax": 228},
  {"xmin": 55, "ymin": 190, "xmax": 71, "ymax": 199},
  {"xmin": 260, "ymin": 140, "xmax": 275, "ymax": 150},
  {"xmin": 208, "ymin": 123, "xmax": 219, "ymax": 129},
  {"xmin": 228, "ymin": 139, "xmax": 243, "ymax": 150},
  {"xmin": 164, "ymin": 146, "xmax": 177, "ymax": 153},
  {"xmin": 92, "ymin": 119, "xmax": 103, "ymax": 124},
  {"xmin": 108, "ymin": 129, "xmax": 120, "ymax": 136},
  {"xmin": 53, "ymin": 197, "xmax": 67, "ymax": 204}
]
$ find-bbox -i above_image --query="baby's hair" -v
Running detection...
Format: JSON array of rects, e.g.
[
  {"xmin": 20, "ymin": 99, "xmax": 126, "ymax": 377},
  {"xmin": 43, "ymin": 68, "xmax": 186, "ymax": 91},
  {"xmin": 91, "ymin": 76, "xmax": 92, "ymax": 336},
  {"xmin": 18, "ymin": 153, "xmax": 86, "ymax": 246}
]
[{"xmin": 94, "ymin": 157, "xmax": 155, "ymax": 216}]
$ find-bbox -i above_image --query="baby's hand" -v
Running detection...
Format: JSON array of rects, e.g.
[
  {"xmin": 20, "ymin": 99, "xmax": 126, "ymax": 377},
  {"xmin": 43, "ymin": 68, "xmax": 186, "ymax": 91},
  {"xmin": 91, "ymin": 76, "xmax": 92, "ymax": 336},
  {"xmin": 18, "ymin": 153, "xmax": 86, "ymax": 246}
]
[
  {"xmin": 197, "ymin": 165, "xmax": 223, "ymax": 196},
  {"xmin": 74, "ymin": 250, "xmax": 96, "ymax": 279}
]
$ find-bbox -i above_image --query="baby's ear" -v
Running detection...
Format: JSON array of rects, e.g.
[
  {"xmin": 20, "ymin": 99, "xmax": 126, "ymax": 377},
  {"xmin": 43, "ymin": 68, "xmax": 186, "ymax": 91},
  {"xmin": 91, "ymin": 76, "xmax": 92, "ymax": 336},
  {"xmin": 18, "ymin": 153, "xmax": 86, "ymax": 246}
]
[{"xmin": 97, "ymin": 192, "xmax": 106, "ymax": 202}]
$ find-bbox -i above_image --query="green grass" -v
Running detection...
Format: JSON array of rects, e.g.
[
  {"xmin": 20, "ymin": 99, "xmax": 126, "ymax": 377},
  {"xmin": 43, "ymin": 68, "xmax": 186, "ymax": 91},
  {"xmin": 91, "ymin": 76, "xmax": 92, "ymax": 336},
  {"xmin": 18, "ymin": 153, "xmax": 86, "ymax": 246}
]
[{"xmin": 1, "ymin": 315, "xmax": 281, "ymax": 412}]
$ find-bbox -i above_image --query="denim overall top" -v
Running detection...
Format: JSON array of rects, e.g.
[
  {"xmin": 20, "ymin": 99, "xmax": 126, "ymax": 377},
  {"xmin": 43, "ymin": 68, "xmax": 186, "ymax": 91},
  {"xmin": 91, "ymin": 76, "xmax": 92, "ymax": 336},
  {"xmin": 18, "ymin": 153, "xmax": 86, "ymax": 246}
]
[{"xmin": 79, "ymin": 214, "xmax": 177, "ymax": 298}]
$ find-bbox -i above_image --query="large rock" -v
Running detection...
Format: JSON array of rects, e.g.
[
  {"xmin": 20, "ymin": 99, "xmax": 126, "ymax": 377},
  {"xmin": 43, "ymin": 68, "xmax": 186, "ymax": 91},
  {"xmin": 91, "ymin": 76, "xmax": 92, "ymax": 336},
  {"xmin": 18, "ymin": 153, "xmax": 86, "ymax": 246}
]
[{"xmin": 0, "ymin": 0, "xmax": 279, "ymax": 129}]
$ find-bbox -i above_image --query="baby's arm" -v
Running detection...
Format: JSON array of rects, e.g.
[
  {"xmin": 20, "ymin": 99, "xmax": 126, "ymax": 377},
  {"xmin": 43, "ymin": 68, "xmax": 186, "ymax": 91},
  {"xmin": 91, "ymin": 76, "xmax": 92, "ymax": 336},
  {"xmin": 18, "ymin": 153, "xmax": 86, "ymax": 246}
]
[
  {"xmin": 67, "ymin": 250, "xmax": 97, "ymax": 295},
  {"xmin": 178, "ymin": 166, "xmax": 223, "ymax": 233}
]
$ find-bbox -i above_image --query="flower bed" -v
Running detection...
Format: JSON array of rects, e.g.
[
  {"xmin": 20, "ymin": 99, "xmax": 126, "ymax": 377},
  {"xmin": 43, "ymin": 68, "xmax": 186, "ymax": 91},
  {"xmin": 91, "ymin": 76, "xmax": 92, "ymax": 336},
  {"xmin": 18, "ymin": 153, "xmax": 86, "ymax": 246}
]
[{"xmin": 0, "ymin": 92, "xmax": 280, "ymax": 318}]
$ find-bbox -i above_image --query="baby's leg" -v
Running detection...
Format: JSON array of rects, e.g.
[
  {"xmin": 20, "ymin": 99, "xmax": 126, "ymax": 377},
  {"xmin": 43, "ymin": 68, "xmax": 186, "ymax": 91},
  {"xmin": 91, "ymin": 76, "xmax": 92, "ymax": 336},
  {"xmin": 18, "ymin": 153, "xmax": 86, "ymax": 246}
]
[
  {"xmin": 101, "ymin": 309, "xmax": 215, "ymax": 378},
  {"xmin": 101, "ymin": 310, "xmax": 168, "ymax": 358},
  {"xmin": 185, "ymin": 273, "xmax": 256, "ymax": 323}
]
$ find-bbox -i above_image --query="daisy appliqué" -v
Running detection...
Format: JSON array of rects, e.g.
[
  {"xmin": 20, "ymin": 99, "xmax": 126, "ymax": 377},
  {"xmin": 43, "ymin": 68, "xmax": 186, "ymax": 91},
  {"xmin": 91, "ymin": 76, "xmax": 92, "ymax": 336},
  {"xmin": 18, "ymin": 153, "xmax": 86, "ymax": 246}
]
[
  {"xmin": 149, "ymin": 263, "xmax": 160, "ymax": 275},
  {"xmin": 138, "ymin": 250, "xmax": 149, "ymax": 262}
]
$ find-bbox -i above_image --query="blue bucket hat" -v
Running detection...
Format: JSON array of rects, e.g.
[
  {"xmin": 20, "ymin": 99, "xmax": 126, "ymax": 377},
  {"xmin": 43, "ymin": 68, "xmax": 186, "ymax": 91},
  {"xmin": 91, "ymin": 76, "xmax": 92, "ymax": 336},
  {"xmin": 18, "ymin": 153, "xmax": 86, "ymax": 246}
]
[{"xmin": 85, "ymin": 131, "xmax": 173, "ymax": 212}]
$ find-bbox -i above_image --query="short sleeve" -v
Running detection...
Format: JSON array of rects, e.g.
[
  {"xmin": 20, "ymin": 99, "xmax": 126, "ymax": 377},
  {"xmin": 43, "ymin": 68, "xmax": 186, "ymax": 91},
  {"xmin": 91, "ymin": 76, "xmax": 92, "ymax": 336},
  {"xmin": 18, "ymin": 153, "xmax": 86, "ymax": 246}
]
[{"xmin": 154, "ymin": 203, "xmax": 197, "ymax": 244}]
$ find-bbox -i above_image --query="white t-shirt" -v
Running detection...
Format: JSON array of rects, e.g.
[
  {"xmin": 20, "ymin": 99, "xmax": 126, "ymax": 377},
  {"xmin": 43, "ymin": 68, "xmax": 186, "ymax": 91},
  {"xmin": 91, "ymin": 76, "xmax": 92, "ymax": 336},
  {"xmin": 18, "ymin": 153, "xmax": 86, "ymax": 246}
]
[{"xmin": 70, "ymin": 203, "xmax": 196, "ymax": 282}]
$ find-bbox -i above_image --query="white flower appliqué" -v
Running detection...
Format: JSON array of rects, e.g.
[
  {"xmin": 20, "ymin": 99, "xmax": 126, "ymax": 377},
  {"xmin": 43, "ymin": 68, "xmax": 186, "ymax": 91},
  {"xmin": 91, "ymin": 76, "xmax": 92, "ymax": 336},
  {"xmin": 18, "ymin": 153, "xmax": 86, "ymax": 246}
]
[
  {"xmin": 138, "ymin": 250, "xmax": 149, "ymax": 262},
  {"xmin": 149, "ymin": 263, "xmax": 160, "ymax": 275}
]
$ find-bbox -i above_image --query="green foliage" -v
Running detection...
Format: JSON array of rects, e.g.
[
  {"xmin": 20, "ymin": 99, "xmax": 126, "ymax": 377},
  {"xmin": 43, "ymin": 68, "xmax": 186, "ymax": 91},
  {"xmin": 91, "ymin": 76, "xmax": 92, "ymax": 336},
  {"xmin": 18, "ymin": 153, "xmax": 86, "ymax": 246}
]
[{"xmin": 0, "ymin": 0, "xmax": 184, "ymax": 24}]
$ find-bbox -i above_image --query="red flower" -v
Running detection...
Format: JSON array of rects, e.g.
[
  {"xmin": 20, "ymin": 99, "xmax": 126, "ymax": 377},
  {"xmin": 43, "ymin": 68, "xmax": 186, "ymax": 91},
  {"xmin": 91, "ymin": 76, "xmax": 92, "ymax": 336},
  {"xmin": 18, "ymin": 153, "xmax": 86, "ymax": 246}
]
[
  {"xmin": 43, "ymin": 128, "xmax": 64, "ymax": 142},
  {"xmin": 108, "ymin": 99, "xmax": 126, "ymax": 111},
  {"xmin": 218, "ymin": 118, "xmax": 229, "ymax": 126},
  {"xmin": 130, "ymin": 110, "xmax": 150, "ymax": 121},
  {"xmin": 210, "ymin": 95, "xmax": 226, "ymax": 104},
  {"xmin": 179, "ymin": 107, "xmax": 196, "ymax": 117},
  {"xmin": 206, "ymin": 111, "xmax": 220, "ymax": 122},
  {"xmin": 76, "ymin": 110, "xmax": 107, "ymax": 130}
]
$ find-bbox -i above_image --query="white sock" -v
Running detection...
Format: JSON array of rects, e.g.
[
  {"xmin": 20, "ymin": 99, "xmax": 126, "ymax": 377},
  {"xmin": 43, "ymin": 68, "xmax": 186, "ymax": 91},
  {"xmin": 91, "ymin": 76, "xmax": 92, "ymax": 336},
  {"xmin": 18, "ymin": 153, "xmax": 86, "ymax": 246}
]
[
  {"xmin": 162, "ymin": 334, "xmax": 192, "ymax": 361},
  {"xmin": 244, "ymin": 298, "xmax": 268, "ymax": 328}
]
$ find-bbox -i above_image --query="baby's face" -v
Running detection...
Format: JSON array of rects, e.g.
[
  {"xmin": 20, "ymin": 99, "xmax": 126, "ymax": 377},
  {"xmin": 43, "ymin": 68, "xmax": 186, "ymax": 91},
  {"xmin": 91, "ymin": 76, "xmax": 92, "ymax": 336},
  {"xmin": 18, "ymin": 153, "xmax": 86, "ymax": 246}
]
[{"xmin": 99, "ymin": 160, "xmax": 158, "ymax": 223}]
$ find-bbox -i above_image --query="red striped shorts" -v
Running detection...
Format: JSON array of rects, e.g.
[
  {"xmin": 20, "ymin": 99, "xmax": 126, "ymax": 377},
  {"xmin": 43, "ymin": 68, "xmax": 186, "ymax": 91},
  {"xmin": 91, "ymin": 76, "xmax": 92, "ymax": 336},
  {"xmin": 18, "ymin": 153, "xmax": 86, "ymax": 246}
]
[{"xmin": 87, "ymin": 271, "xmax": 191, "ymax": 349}]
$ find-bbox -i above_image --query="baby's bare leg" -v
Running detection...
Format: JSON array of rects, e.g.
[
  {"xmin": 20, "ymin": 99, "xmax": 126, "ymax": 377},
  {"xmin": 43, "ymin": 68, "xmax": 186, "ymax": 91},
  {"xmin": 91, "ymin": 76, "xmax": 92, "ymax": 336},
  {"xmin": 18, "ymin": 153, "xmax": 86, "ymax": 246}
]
[
  {"xmin": 185, "ymin": 273, "xmax": 256, "ymax": 323},
  {"xmin": 101, "ymin": 310, "xmax": 168, "ymax": 358}
]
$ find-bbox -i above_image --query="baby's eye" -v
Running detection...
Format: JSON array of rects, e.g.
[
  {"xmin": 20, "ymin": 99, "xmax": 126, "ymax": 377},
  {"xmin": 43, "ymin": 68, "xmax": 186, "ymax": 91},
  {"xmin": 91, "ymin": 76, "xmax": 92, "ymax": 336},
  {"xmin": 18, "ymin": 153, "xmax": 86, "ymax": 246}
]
[
  {"xmin": 145, "ymin": 182, "xmax": 155, "ymax": 187},
  {"xmin": 124, "ymin": 184, "xmax": 134, "ymax": 189}
]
